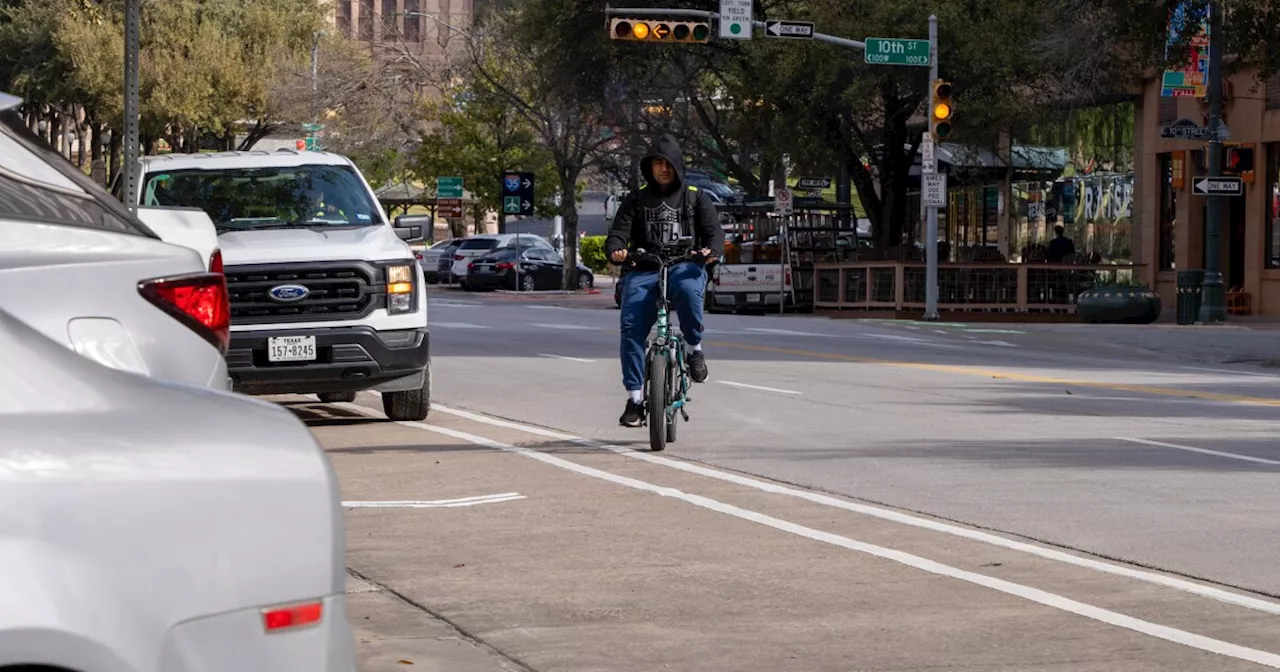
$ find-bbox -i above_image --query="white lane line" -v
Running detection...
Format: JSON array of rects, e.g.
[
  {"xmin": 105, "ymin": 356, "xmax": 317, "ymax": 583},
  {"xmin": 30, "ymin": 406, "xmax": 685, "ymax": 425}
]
[
  {"xmin": 1115, "ymin": 437, "xmax": 1280, "ymax": 467},
  {"xmin": 530, "ymin": 323, "xmax": 599, "ymax": 331},
  {"xmin": 717, "ymin": 380, "xmax": 802, "ymax": 395},
  {"xmin": 744, "ymin": 327, "xmax": 832, "ymax": 337},
  {"xmin": 539, "ymin": 353, "xmax": 596, "ymax": 363},
  {"xmin": 432, "ymin": 322, "xmax": 492, "ymax": 329},
  {"xmin": 428, "ymin": 404, "xmax": 1280, "ymax": 617},
  {"xmin": 337, "ymin": 402, "xmax": 1280, "ymax": 668},
  {"xmin": 525, "ymin": 305, "xmax": 571, "ymax": 310},
  {"xmin": 342, "ymin": 493, "xmax": 526, "ymax": 508},
  {"xmin": 982, "ymin": 340, "xmax": 1019, "ymax": 348},
  {"xmin": 1181, "ymin": 366, "xmax": 1280, "ymax": 378}
]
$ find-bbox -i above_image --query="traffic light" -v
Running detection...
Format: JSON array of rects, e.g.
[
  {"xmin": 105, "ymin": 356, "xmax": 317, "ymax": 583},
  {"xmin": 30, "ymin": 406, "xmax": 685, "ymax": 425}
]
[
  {"xmin": 931, "ymin": 79, "xmax": 954, "ymax": 140},
  {"xmin": 609, "ymin": 18, "xmax": 711, "ymax": 43},
  {"xmin": 1224, "ymin": 146, "xmax": 1254, "ymax": 173}
]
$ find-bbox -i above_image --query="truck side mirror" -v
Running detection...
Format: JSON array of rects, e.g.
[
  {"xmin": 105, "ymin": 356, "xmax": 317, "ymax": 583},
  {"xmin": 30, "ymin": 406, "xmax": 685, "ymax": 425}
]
[{"xmin": 393, "ymin": 214, "xmax": 431, "ymax": 243}]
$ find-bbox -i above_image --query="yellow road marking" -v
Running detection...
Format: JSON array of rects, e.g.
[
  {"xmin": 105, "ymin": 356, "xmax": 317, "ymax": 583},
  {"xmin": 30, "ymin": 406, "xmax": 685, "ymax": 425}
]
[{"xmin": 706, "ymin": 340, "xmax": 1280, "ymax": 407}]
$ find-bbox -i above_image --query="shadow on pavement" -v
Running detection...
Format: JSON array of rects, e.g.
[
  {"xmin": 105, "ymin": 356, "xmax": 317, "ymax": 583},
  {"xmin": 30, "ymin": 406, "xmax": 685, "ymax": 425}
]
[
  {"xmin": 810, "ymin": 436, "xmax": 1280, "ymax": 473},
  {"xmin": 924, "ymin": 385, "xmax": 1280, "ymax": 421}
]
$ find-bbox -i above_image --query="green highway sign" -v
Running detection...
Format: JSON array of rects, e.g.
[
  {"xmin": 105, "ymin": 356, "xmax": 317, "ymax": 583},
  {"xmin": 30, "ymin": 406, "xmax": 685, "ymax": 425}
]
[
  {"xmin": 301, "ymin": 122, "xmax": 325, "ymax": 132},
  {"xmin": 864, "ymin": 37, "xmax": 930, "ymax": 66},
  {"xmin": 436, "ymin": 176, "xmax": 464, "ymax": 199}
]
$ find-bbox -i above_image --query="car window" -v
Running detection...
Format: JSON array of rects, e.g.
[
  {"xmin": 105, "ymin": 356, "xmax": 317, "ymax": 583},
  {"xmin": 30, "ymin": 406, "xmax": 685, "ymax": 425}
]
[
  {"xmin": 523, "ymin": 248, "xmax": 547, "ymax": 261},
  {"xmin": 0, "ymin": 109, "xmax": 151, "ymax": 237},
  {"xmin": 140, "ymin": 164, "xmax": 381, "ymax": 232},
  {"xmin": 459, "ymin": 238, "xmax": 499, "ymax": 251}
]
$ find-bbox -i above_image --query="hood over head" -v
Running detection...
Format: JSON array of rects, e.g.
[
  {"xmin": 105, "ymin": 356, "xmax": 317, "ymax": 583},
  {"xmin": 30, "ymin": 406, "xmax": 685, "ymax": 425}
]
[{"xmin": 640, "ymin": 133, "xmax": 686, "ymax": 193}]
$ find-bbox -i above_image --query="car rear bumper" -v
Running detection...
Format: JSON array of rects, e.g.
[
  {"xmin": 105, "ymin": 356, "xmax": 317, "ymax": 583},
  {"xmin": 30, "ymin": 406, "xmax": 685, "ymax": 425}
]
[
  {"xmin": 161, "ymin": 592, "xmax": 356, "ymax": 672},
  {"xmin": 227, "ymin": 326, "xmax": 430, "ymax": 395},
  {"xmin": 465, "ymin": 270, "xmax": 514, "ymax": 290}
]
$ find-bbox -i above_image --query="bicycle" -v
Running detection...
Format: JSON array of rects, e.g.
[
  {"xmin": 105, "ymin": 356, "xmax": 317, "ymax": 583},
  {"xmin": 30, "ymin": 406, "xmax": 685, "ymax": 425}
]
[{"xmin": 624, "ymin": 245, "xmax": 711, "ymax": 452}]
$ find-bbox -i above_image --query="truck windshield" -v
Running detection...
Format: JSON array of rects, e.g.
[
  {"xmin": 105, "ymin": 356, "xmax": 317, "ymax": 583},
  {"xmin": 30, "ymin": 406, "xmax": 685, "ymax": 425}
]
[{"xmin": 140, "ymin": 165, "xmax": 382, "ymax": 232}]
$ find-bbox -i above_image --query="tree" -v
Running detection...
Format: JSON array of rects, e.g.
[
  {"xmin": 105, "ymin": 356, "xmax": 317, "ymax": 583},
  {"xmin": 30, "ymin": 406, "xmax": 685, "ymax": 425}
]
[
  {"xmin": 465, "ymin": 0, "xmax": 622, "ymax": 289},
  {"xmin": 410, "ymin": 76, "xmax": 560, "ymax": 238}
]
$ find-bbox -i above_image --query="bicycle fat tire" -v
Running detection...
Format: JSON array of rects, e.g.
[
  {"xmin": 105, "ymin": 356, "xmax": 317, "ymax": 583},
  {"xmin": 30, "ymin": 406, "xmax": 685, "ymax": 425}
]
[
  {"xmin": 665, "ymin": 357, "xmax": 678, "ymax": 444},
  {"xmin": 646, "ymin": 349, "xmax": 667, "ymax": 452}
]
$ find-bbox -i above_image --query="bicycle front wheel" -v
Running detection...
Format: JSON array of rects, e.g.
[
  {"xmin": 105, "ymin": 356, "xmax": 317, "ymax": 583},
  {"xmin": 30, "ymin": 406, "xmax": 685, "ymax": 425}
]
[{"xmin": 646, "ymin": 348, "xmax": 667, "ymax": 452}]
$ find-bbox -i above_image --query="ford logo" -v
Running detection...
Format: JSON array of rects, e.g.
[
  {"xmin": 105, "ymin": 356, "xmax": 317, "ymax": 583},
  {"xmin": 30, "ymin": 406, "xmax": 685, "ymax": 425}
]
[{"xmin": 267, "ymin": 284, "xmax": 310, "ymax": 303}]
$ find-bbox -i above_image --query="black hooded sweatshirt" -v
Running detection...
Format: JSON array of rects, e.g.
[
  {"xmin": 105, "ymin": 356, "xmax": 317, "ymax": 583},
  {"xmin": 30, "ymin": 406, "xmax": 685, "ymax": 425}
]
[{"xmin": 605, "ymin": 134, "xmax": 724, "ymax": 270}]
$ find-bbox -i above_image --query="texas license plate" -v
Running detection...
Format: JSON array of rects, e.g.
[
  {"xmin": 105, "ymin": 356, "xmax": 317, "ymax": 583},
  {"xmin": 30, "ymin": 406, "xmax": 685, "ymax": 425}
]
[{"xmin": 267, "ymin": 335, "xmax": 317, "ymax": 362}]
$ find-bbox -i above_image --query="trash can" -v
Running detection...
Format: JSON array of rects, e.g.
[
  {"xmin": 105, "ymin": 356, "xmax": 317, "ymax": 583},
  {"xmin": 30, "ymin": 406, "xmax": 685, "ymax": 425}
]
[{"xmin": 1176, "ymin": 269, "xmax": 1205, "ymax": 324}]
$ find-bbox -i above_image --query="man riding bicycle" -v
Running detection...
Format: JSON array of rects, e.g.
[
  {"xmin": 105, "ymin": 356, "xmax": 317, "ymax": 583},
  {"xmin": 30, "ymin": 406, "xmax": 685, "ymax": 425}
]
[{"xmin": 605, "ymin": 133, "xmax": 724, "ymax": 428}]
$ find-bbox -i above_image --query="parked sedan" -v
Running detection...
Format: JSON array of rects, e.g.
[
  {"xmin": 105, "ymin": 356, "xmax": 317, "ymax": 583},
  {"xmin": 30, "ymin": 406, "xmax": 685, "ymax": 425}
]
[
  {"xmin": 466, "ymin": 246, "xmax": 595, "ymax": 292},
  {"xmin": 0, "ymin": 306, "xmax": 355, "ymax": 672},
  {"xmin": 0, "ymin": 91, "xmax": 230, "ymax": 390}
]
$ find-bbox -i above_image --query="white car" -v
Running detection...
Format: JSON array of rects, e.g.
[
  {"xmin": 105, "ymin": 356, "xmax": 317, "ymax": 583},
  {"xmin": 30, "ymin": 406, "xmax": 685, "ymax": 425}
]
[
  {"xmin": 0, "ymin": 92, "xmax": 230, "ymax": 390},
  {"xmin": 0, "ymin": 306, "xmax": 355, "ymax": 672},
  {"xmin": 452, "ymin": 233, "xmax": 554, "ymax": 288},
  {"xmin": 127, "ymin": 149, "xmax": 434, "ymax": 420}
]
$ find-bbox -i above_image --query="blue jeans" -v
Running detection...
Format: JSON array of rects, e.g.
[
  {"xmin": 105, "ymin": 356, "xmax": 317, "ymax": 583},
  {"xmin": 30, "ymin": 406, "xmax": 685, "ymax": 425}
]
[{"xmin": 619, "ymin": 261, "xmax": 707, "ymax": 391}]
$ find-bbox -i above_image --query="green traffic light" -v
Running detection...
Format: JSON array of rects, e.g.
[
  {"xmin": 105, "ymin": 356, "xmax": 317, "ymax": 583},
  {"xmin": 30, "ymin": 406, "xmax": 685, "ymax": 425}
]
[
  {"xmin": 674, "ymin": 24, "xmax": 690, "ymax": 40},
  {"xmin": 935, "ymin": 121, "xmax": 952, "ymax": 138},
  {"xmin": 692, "ymin": 24, "xmax": 709, "ymax": 41}
]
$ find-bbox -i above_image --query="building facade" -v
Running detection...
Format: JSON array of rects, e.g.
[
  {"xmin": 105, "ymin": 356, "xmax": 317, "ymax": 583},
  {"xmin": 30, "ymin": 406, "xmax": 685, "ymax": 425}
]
[
  {"xmin": 328, "ymin": 0, "xmax": 474, "ymax": 58},
  {"xmin": 1134, "ymin": 67, "xmax": 1280, "ymax": 316}
]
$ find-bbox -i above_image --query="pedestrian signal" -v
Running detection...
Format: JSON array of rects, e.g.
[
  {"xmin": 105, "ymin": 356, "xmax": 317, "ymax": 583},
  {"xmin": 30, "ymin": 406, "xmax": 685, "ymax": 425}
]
[{"xmin": 609, "ymin": 18, "xmax": 710, "ymax": 43}]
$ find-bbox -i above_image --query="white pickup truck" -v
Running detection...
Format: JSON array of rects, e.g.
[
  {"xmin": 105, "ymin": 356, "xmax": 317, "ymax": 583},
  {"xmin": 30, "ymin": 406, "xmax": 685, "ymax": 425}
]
[{"xmin": 122, "ymin": 149, "xmax": 433, "ymax": 420}]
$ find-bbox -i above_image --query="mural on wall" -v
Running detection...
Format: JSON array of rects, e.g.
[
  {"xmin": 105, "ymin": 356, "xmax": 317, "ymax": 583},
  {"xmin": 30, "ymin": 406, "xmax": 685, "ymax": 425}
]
[{"xmin": 1014, "ymin": 174, "xmax": 1134, "ymax": 263}]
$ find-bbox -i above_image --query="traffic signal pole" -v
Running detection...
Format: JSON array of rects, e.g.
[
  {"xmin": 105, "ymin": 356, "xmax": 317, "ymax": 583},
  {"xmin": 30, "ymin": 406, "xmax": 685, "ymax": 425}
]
[
  {"xmin": 923, "ymin": 14, "xmax": 939, "ymax": 321},
  {"xmin": 605, "ymin": 6, "xmax": 867, "ymax": 49},
  {"xmin": 1199, "ymin": 0, "xmax": 1227, "ymax": 323}
]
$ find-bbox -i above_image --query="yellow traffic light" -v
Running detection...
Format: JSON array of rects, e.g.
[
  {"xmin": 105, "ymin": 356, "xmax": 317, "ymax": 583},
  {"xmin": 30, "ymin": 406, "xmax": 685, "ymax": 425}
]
[
  {"xmin": 931, "ymin": 79, "xmax": 954, "ymax": 140},
  {"xmin": 609, "ymin": 18, "xmax": 710, "ymax": 43}
]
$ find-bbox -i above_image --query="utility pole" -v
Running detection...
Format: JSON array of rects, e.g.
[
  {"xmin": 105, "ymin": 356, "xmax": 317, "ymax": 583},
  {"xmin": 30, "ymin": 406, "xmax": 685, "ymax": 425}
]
[
  {"xmin": 922, "ymin": 14, "xmax": 940, "ymax": 321},
  {"xmin": 122, "ymin": 0, "xmax": 140, "ymax": 212},
  {"xmin": 1198, "ymin": 0, "xmax": 1227, "ymax": 323}
]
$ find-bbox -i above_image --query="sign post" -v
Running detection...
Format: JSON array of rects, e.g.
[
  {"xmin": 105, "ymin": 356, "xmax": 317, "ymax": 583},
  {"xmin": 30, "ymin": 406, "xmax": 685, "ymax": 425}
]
[
  {"xmin": 1200, "ymin": 0, "xmax": 1227, "ymax": 322},
  {"xmin": 921, "ymin": 15, "xmax": 941, "ymax": 321}
]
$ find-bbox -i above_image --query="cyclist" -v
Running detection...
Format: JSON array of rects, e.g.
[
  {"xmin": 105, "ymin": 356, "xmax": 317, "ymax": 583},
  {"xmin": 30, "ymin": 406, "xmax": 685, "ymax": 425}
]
[{"xmin": 605, "ymin": 133, "xmax": 724, "ymax": 428}]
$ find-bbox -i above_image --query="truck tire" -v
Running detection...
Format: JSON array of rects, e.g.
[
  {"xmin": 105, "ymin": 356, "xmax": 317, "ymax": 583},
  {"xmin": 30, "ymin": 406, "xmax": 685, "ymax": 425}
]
[{"xmin": 382, "ymin": 362, "xmax": 431, "ymax": 421}]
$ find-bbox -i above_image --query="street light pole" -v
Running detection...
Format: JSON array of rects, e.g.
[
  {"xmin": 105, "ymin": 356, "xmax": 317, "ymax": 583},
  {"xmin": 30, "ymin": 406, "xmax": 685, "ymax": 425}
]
[
  {"xmin": 1198, "ymin": 0, "xmax": 1227, "ymax": 323},
  {"xmin": 122, "ymin": 0, "xmax": 141, "ymax": 212}
]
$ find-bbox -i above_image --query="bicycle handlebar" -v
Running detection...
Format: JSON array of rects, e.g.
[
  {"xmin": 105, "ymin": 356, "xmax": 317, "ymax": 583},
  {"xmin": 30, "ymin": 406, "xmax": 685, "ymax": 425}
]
[{"xmin": 612, "ymin": 247, "xmax": 716, "ymax": 268}]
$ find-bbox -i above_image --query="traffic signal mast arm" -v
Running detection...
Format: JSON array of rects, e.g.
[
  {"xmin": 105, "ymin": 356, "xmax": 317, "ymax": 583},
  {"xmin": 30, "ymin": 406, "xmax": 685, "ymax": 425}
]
[{"xmin": 604, "ymin": 5, "xmax": 866, "ymax": 49}]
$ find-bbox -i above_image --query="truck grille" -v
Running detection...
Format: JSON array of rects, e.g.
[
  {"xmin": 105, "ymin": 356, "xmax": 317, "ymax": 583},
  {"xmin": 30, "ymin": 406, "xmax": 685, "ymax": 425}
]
[{"xmin": 224, "ymin": 262, "xmax": 380, "ymax": 323}]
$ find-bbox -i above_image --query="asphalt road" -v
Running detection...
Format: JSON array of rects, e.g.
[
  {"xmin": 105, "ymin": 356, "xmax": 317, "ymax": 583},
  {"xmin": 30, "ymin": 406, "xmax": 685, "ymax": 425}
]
[{"xmin": 293, "ymin": 290, "xmax": 1280, "ymax": 670}]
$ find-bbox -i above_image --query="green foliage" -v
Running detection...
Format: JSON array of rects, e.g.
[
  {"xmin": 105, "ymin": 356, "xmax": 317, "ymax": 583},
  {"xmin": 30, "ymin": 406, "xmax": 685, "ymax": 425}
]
[
  {"xmin": 579, "ymin": 235, "xmax": 608, "ymax": 273},
  {"xmin": 409, "ymin": 75, "xmax": 562, "ymax": 224}
]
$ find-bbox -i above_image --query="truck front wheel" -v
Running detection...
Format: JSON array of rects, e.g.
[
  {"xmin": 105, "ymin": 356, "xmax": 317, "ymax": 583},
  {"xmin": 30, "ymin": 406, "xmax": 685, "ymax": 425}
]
[{"xmin": 382, "ymin": 362, "xmax": 431, "ymax": 421}]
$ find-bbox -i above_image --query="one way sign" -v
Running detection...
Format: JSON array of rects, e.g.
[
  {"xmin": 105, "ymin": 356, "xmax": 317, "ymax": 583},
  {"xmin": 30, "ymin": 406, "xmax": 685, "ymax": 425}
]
[
  {"xmin": 765, "ymin": 20, "xmax": 814, "ymax": 39},
  {"xmin": 1192, "ymin": 176, "xmax": 1243, "ymax": 197}
]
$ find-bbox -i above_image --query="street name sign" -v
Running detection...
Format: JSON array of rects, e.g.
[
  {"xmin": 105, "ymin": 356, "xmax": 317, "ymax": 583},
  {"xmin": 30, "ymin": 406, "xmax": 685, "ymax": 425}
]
[
  {"xmin": 1192, "ymin": 176, "xmax": 1243, "ymax": 197},
  {"xmin": 502, "ymin": 171, "xmax": 536, "ymax": 216},
  {"xmin": 436, "ymin": 176, "xmax": 464, "ymax": 199},
  {"xmin": 864, "ymin": 37, "xmax": 930, "ymax": 66},
  {"xmin": 719, "ymin": 0, "xmax": 753, "ymax": 39},
  {"xmin": 765, "ymin": 20, "xmax": 814, "ymax": 39},
  {"xmin": 795, "ymin": 177, "xmax": 831, "ymax": 189},
  {"xmin": 922, "ymin": 173, "xmax": 947, "ymax": 208},
  {"xmin": 1160, "ymin": 118, "xmax": 1212, "ymax": 140}
]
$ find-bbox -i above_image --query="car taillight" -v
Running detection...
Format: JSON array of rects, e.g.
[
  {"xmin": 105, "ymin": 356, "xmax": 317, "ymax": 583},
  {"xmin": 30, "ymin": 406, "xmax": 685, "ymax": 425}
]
[
  {"xmin": 785, "ymin": 268, "xmax": 792, "ymax": 286},
  {"xmin": 262, "ymin": 600, "xmax": 323, "ymax": 632},
  {"xmin": 495, "ymin": 261, "xmax": 514, "ymax": 271},
  {"xmin": 209, "ymin": 248, "xmax": 223, "ymax": 274},
  {"xmin": 468, "ymin": 262, "xmax": 476, "ymax": 271},
  {"xmin": 454, "ymin": 254, "xmax": 465, "ymax": 261},
  {"xmin": 137, "ymin": 272, "xmax": 231, "ymax": 355}
]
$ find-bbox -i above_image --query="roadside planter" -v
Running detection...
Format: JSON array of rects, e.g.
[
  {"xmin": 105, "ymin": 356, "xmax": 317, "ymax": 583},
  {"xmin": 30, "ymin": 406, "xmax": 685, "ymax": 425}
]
[{"xmin": 1076, "ymin": 283, "xmax": 1161, "ymax": 324}]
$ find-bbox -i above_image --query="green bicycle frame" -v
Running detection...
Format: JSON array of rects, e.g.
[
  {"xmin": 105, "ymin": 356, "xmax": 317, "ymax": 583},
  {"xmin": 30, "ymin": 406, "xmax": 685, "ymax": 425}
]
[{"xmin": 650, "ymin": 261, "xmax": 691, "ymax": 421}]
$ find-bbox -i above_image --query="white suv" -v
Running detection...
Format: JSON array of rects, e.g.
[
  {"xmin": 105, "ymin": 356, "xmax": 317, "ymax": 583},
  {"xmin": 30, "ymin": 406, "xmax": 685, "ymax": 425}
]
[{"xmin": 128, "ymin": 149, "xmax": 434, "ymax": 420}]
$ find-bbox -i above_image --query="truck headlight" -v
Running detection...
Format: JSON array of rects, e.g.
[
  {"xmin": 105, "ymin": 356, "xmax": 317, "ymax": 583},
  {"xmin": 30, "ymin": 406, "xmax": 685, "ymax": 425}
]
[{"xmin": 386, "ymin": 264, "xmax": 415, "ymax": 314}]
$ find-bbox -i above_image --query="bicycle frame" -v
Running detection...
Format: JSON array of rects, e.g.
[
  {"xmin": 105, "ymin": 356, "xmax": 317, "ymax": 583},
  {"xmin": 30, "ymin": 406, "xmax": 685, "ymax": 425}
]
[{"xmin": 650, "ymin": 260, "xmax": 691, "ymax": 423}]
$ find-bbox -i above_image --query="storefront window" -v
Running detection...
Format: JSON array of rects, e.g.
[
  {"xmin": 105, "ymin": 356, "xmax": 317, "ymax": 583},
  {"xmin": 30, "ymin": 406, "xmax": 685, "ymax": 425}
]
[{"xmin": 1266, "ymin": 144, "xmax": 1280, "ymax": 268}]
